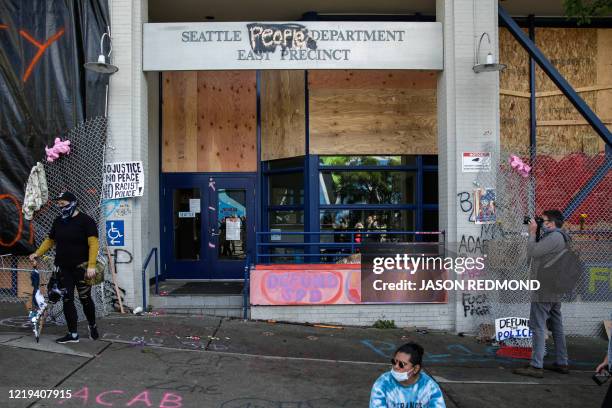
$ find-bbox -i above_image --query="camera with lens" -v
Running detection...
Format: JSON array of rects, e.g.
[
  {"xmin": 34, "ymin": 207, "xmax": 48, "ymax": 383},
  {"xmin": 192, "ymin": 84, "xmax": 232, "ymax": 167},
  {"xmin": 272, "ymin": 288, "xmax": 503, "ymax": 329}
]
[{"xmin": 523, "ymin": 216, "xmax": 544, "ymax": 226}]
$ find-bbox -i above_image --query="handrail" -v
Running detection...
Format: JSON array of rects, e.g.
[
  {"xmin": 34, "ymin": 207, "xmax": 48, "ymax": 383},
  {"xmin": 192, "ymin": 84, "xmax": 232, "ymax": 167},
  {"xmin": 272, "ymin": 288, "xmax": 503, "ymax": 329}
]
[
  {"xmin": 256, "ymin": 230, "xmax": 446, "ymax": 264},
  {"xmin": 243, "ymin": 254, "xmax": 251, "ymax": 320},
  {"xmin": 141, "ymin": 247, "xmax": 159, "ymax": 311}
]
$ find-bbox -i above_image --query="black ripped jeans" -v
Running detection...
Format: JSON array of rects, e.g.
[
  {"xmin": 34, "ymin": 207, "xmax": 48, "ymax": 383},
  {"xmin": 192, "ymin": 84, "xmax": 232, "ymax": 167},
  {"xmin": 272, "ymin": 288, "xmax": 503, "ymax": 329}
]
[{"xmin": 58, "ymin": 266, "xmax": 96, "ymax": 333}]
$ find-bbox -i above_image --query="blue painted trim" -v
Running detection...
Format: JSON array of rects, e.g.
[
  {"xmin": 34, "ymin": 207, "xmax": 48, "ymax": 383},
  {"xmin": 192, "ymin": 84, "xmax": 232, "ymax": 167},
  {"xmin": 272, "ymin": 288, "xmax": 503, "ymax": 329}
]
[
  {"xmin": 319, "ymin": 165, "xmax": 419, "ymax": 171},
  {"xmin": 499, "ymin": 5, "xmax": 612, "ymax": 147},
  {"xmin": 528, "ymin": 14, "xmax": 537, "ymax": 158},
  {"xmin": 562, "ymin": 153, "xmax": 612, "ymax": 219},
  {"xmin": 416, "ymin": 155, "xmax": 424, "ymax": 241},
  {"xmin": 256, "ymin": 70, "xmax": 263, "ymax": 241},
  {"xmin": 262, "ymin": 167, "xmax": 304, "ymax": 175},
  {"xmin": 158, "ymin": 74, "xmax": 166, "ymax": 281},
  {"xmin": 319, "ymin": 204, "xmax": 418, "ymax": 210}
]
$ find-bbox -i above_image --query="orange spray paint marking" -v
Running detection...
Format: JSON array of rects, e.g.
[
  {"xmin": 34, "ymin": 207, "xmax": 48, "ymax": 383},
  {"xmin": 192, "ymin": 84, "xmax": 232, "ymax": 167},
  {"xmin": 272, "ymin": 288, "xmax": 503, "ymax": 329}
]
[
  {"xmin": 19, "ymin": 28, "xmax": 65, "ymax": 82},
  {"xmin": 0, "ymin": 194, "xmax": 23, "ymax": 247}
]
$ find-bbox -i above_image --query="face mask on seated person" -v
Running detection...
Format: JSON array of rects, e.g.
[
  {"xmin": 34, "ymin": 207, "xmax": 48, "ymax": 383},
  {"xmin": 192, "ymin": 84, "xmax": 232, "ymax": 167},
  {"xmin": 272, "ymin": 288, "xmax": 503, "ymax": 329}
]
[{"xmin": 391, "ymin": 368, "xmax": 415, "ymax": 382}]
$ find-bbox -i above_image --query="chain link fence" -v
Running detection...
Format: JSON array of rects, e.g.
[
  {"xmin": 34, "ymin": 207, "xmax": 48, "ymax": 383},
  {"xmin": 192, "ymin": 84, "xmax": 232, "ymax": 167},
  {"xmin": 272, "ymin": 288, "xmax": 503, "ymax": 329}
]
[
  {"xmin": 468, "ymin": 144, "xmax": 611, "ymax": 341},
  {"xmin": 0, "ymin": 117, "xmax": 119, "ymax": 325}
]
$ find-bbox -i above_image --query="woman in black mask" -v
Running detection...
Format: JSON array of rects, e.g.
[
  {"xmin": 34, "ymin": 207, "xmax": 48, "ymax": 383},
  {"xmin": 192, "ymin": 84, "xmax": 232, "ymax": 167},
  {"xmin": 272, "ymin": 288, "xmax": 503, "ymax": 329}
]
[{"xmin": 29, "ymin": 191, "xmax": 100, "ymax": 343}]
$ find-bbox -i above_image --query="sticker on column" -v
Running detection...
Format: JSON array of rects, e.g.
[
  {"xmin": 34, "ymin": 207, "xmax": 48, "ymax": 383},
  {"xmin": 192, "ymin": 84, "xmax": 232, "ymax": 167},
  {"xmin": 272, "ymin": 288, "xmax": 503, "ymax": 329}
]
[
  {"xmin": 208, "ymin": 206, "xmax": 216, "ymax": 211},
  {"xmin": 208, "ymin": 179, "xmax": 216, "ymax": 191},
  {"xmin": 106, "ymin": 220, "xmax": 124, "ymax": 246},
  {"xmin": 208, "ymin": 242, "xmax": 216, "ymax": 248}
]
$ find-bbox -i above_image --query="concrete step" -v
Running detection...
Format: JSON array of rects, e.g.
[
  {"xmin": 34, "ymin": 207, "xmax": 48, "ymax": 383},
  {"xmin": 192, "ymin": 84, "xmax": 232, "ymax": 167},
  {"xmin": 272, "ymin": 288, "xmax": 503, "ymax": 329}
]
[{"xmin": 149, "ymin": 294, "xmax": 247, "ymax": 318}]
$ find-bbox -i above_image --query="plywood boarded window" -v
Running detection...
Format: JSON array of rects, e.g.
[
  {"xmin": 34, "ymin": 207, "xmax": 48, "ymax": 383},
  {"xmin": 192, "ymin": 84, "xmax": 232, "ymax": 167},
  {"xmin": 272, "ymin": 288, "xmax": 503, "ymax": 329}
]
[
  {"xmin": 308, "ymin": 70, "xmax": 437, "ymax": 155},
  {"xmin": 260, "ymin": 70, "xmax": 306, "ymax": 161},
  {"xmin": 499, "ymin": 28, "xmax": 612, "ymax": 153},
  {"xmin": 162, "ymin": 71, "xmax": 257, "ymax": 172}
]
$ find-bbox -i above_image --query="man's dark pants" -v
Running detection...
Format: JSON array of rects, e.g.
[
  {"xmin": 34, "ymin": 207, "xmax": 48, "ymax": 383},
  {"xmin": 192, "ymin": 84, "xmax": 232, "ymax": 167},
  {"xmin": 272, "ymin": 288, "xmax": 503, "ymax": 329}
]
[{"xmin": 58, "ymin": 266, "xmax": 96, "ymax": 333}]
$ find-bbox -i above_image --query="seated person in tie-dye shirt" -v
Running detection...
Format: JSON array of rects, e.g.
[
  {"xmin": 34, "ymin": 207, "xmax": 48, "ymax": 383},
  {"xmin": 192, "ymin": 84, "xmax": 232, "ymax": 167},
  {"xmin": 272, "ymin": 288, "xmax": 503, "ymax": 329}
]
[{"xmin": 370, "ymin": 342, "xmax": 446, "ymax": 408}]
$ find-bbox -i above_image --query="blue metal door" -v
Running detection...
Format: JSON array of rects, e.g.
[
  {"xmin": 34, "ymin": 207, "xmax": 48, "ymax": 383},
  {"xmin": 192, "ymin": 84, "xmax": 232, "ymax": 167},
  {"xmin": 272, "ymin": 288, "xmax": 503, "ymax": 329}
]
[
  {"xmin": 207, "ymin": 175, "xmax": 256, "ymax": 279},
  {"xmin": 161, "ymin": 173, "xmax": 255, "ymax": 280}
]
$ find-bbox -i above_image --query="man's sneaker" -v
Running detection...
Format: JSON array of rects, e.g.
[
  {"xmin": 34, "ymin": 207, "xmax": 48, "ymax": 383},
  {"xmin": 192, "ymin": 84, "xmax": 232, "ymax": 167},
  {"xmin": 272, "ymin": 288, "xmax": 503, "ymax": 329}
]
[
  {"xmin": 56, "ymin": 333, "xmax": 79, "ymax": 344},
  {"xmin": 544, "ymin": 363, "xmax": 570, "ymax": 374},
  {"xmin": 513, "ymin": 365, "xmax": 544, "ymax": 378},
  {"xmin": 88, "ymin": 324, "xmax": 99, "ymax": 340}
]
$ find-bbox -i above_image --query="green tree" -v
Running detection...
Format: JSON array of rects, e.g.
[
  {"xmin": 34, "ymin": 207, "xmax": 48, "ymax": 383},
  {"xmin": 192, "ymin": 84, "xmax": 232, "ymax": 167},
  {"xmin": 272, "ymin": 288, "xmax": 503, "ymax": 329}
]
[{"xmin": 563, "ymin": 0, "xmax": 612, "ymax": 25}]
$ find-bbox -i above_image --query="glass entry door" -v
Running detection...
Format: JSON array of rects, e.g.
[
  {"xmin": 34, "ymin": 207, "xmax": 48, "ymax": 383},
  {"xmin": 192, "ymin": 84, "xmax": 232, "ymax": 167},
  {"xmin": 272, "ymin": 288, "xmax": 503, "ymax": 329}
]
[{"xmin": 162, "ymin": 174, "xmax": 255, "ymax": 280}]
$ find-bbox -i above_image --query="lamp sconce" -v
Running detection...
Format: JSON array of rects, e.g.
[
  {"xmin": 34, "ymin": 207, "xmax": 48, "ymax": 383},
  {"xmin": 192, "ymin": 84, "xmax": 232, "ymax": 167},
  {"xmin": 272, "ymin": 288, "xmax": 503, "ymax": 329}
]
[
  {"xmin": 84, "ymin": 29, "xmax": 119, "ymax": 74},
  {"xmin": 473, "ymin": 32, "xmax": 506, "ymax": 73}
]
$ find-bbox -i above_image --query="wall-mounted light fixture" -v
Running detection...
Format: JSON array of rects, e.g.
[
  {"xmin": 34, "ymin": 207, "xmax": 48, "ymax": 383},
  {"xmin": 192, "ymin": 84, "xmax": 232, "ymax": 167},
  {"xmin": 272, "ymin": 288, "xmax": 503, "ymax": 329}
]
[
  {"xmin": 473, "ymin": 32, "xmax": 506, "ymax": 73},
  {"xmin": 84, "ymin": 30, "xmax": 118, "ymax": 75}
]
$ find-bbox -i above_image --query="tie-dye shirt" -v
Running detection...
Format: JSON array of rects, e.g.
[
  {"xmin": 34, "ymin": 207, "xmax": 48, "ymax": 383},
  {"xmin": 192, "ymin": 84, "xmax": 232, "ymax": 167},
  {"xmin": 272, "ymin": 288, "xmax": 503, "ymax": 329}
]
[{"xmin": 369, "ymin": 371, "xmax": 446, "ymax": 408}]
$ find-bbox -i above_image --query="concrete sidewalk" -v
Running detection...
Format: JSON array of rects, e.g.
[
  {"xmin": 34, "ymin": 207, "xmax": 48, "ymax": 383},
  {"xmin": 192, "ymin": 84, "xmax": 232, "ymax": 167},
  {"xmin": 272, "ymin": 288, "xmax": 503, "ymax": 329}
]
[{"xmin": 0, "ymin": 311, "xmax": 608, "ymax": 407}]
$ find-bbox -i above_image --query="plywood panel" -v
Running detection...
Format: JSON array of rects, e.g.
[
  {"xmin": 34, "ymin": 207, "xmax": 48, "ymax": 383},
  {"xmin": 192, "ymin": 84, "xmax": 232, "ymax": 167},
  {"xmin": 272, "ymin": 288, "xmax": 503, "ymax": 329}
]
[
  {"xmin": 499, "ymin": 27, "xmax": 611, "ymax": 153},
  {"xmin": 308, "ymin": 70, "xmax": 437, "ymax": 90},
  {"xmin": 499, "ymin": 28, "xmax": 531, "ymax": 94},
  {"xmin": 535, "ymin": 28, "xmax": 602, "ymax": 153},
  {"xmin": 310, "ymin": 87, "xmax": 436, "ymax": 155},
  {"xmin": 261, "ymin": 70, "xmax": 305, "ymax": 161},
  {"xmin": 197, "ymin": 71, "xmax": 257, "ymax": 172},
  {"xmin": 162, "ymin": 72, "xmax": 193, "ymax": 172},
  {"xmin": 597, "ymin": 29, "xmax": 612, "ymax": 153},
  {"xmin": 500, "ymin": 95, "xmax": 530, "ymax": 150}
]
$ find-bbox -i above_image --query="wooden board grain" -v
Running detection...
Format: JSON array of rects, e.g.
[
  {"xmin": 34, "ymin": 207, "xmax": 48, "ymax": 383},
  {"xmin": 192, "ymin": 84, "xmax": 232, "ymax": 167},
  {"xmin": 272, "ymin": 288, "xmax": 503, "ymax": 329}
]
[
  {"xmin": 309, "ymin": 87, "xmax": 437, "ymax": 155},
  {"xmin": 499, "ymin": 27, "xmax": 530, "ymax": 94},
  {"xmin": 308, "ymin": 70, "xmax": 437, "ymax": 90},
  {"xmin": 196, "ymin": 71, "xmax": 257, "ymax": 172},
  {"xmin": 261, "ymin": 70, "xmax": 306, "ymax": 161},
  {"xmin": 308, "ymin": 70, "xmax": 437, "ymax": 155},
  {"xmin": 597, "ymin": 29, "xmax": 612, "ymax": 152},
  {"xmin": 500, "ymin": 95, "xmax": 530, "ymax": 150},
  {"xmin": 162, "ymin": 71, "xmax": 257, "ymax": 172},
  {"xmin": 499, "ymin": 27, "xmax": 611, "ymax": 153}
]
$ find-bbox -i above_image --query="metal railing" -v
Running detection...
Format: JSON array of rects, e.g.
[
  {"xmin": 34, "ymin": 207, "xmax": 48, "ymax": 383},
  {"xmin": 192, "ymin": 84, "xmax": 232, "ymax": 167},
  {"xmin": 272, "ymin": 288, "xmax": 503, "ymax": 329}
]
[
  {"xmin": 255, "ymin": 230, "xmax": 446, "ymax": 264},
  {"xmin": 142, "ymin": 247, "xmax": 159, "ymax": 310}
]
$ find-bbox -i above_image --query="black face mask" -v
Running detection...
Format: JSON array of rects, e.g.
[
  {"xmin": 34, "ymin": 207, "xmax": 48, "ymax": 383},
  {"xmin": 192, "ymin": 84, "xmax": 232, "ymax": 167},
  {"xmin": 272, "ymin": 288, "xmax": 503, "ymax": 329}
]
[{"xmin": 60, "ymin": 201, "xmax": 77, "ymax": 220}]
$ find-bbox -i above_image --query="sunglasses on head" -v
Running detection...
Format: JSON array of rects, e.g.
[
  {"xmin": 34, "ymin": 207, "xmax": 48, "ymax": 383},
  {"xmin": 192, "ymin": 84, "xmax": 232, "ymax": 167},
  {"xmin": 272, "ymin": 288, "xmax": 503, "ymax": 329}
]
[{"xmin": 391, "ymin": 358, "xmax": 410, "ymax": 369}]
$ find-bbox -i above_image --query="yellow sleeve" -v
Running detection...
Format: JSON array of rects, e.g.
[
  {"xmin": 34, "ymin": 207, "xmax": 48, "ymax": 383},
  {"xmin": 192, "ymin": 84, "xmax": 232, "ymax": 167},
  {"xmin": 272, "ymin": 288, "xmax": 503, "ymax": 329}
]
[
  {"xmin": 87, "ymin": 236, "xmax": 99, "ymax": 269},
  {"xmin": 35, "ymin": 238, "xmax": 55, "ymax": 257}
]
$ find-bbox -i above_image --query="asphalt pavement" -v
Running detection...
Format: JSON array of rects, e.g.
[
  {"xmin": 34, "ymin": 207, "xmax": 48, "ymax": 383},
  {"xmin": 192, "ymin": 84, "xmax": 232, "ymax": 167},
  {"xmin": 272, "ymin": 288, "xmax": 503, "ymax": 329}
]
[{"xmin": 0, "ymin": 307, "xmax": 609, "ymax": 408}]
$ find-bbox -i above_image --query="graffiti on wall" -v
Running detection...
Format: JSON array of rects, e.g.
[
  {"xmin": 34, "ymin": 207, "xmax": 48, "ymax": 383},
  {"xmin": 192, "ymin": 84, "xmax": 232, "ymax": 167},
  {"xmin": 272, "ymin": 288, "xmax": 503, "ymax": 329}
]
[{"xmin": 250, "ymin": 266, "xmax": 361, "ymax": 305}]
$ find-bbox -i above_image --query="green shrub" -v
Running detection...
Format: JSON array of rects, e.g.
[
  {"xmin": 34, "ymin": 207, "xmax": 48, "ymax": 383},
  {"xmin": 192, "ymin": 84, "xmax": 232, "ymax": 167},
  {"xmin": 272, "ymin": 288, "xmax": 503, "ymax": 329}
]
[{"xmin": 373, "ymin": 319, "xmax": 397, "ymax": 329}]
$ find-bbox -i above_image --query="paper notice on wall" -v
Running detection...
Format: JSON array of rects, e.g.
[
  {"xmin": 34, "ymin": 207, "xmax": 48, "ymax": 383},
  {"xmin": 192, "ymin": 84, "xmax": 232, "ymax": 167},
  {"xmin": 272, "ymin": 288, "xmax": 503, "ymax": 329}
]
[
  {"xmin": 178, "ymin": 211, "xmax": 195, "ymax": 218},
  {"xmin": 189, "ymin": 199, "xmax": 201, "ymax": 213},
  {"xmin": 226, "ymin": 219, "xmax": 241, "ymax": 241},
  {"xmin": 102, "ymin": 161, "xmax": 145, "ymax": 199},
  {"xmin": 495, "ymin": 317, "xmax": 532, "ymax": 342},
  {"xmin": 462, "ymin": 152, "xmax": 491, "ymax": 172}
]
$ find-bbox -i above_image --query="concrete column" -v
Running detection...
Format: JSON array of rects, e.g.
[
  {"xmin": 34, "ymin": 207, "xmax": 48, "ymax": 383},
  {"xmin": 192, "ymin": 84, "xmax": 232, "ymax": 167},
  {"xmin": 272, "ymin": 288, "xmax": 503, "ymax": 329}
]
[
  {"xmin": 107, "ymin": 0, "xmax": 157, "ymax": 309},
  {"xmin": 436, "ymin": 0, "xmax": 501, "ymax": 333}
]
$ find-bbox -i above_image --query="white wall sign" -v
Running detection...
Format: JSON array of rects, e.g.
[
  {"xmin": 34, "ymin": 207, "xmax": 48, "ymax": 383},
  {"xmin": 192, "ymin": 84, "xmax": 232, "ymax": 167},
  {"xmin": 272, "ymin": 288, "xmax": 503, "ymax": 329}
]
[
  {"xmin": 189, "ymin": 199, "xmax": 201, "ymax": 213},
  {"xmin": 178, "ymin": 211, "xmax": 195, "ymax": 218},
  {"xmin": 462, "ymin": 152, "xmax": 491, "ymax": 173},
  {"xmin": 102, "ymin": 161, "xmax": 145, "ymax": 200},
  {"xmin": 143, "ymin": 22, "xmax": 443, "ymax": 71},
  {"xmin": 226, "ymin": 219, "xmax": 241, "ymax": 241},
  {"xmin": 495, "ymin": 317, "xmax": 532, "ymax": 342}
]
